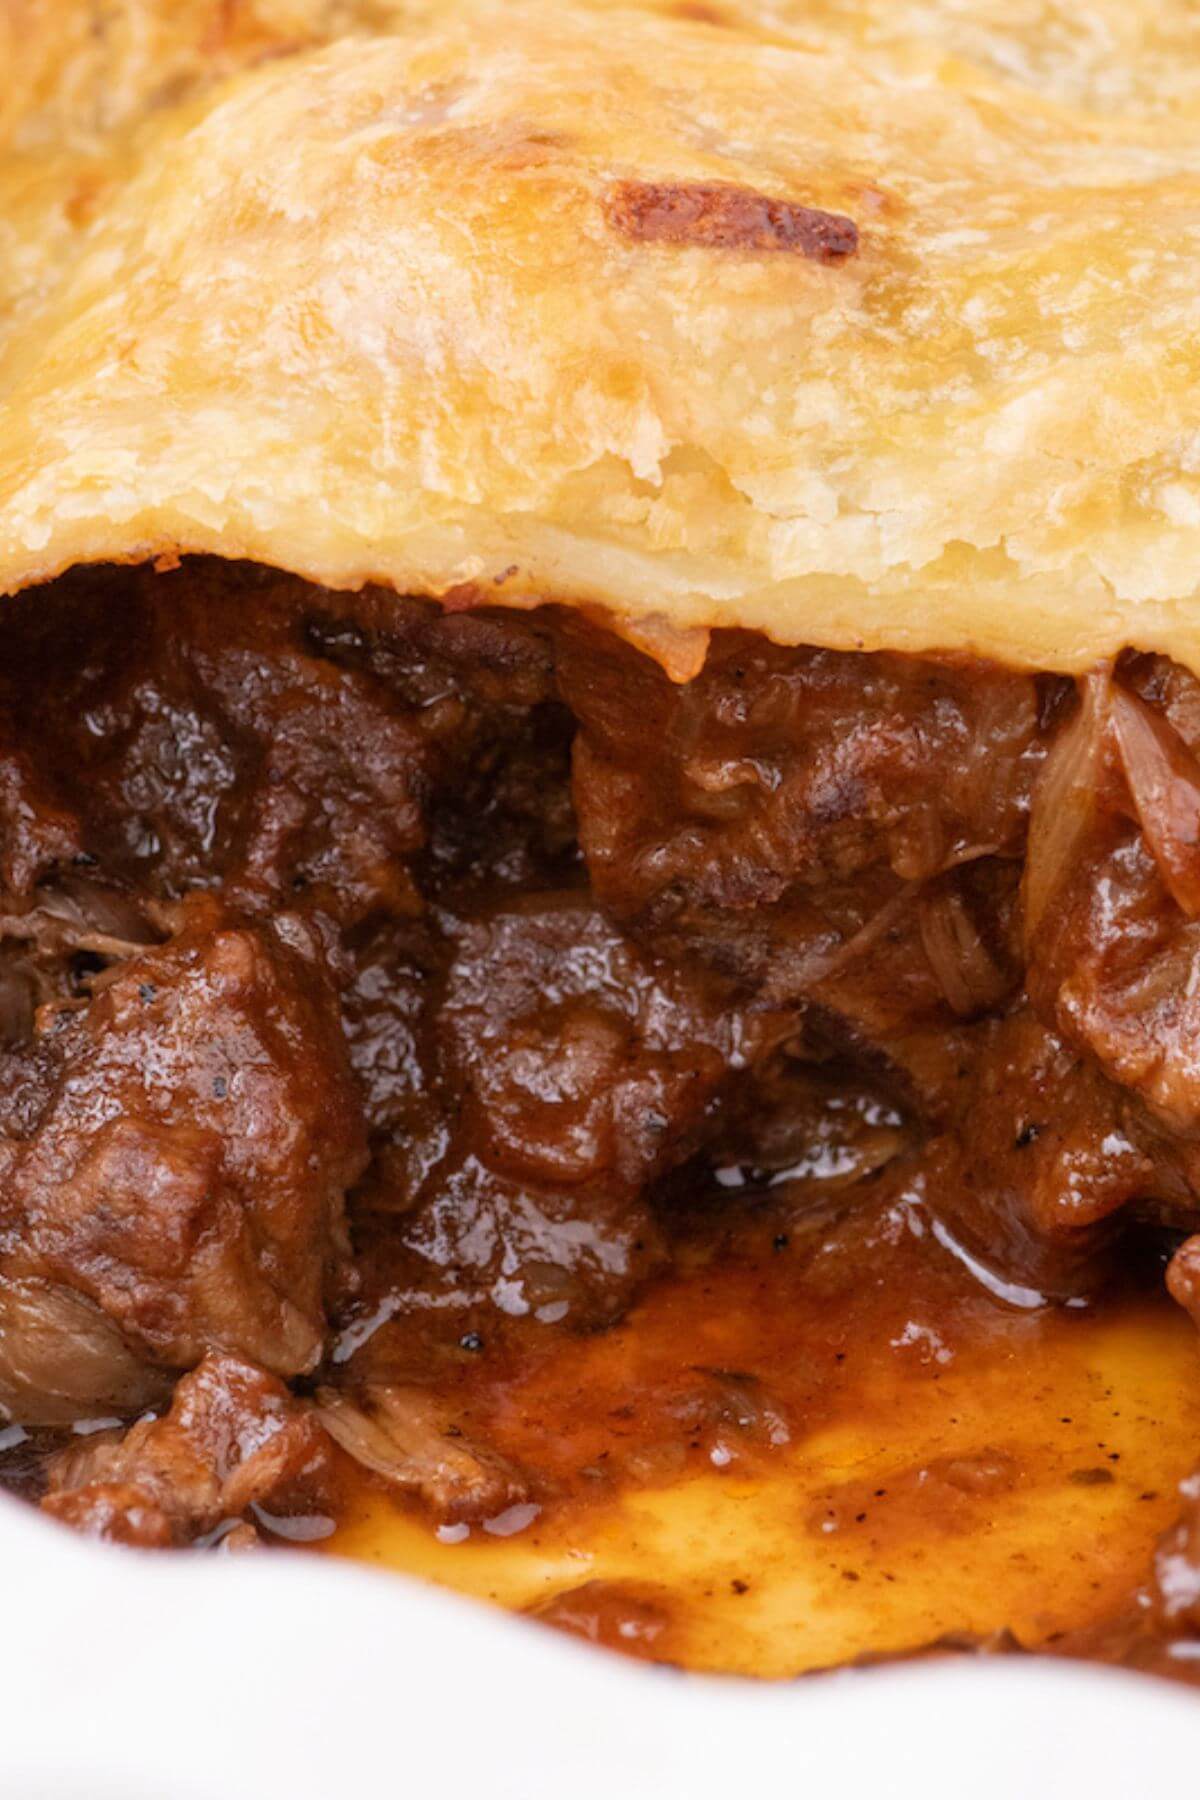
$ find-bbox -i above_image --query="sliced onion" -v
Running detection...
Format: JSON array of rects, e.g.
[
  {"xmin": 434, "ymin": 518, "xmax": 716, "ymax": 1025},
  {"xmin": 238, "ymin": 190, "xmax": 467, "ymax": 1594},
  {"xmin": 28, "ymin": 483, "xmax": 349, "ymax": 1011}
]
[
  {"xmin": 316, "ymin": 1385, "xmax": 529, "ymax": 1523},
  {"xmin": 918, "ymin": 884, "xmax": 1007, "ymax": 1017},
  {"xmin": 0, "ymin": 1277, "xmax": 165, "ymax": 1426},
  {"xmin": 809, "ymin": 881, "xmax": 919, "ymax": 988},
  {"xmin": 1110, "ymin": 684, "xmax": 1200, "ymax": 917},
  {"xmin": 1023, "ymin": 669, "xmax": 1110, "ymax": 947},
  {"xmin": 33, "ymin": 876, "xmax": 160, "ymax": 956}
]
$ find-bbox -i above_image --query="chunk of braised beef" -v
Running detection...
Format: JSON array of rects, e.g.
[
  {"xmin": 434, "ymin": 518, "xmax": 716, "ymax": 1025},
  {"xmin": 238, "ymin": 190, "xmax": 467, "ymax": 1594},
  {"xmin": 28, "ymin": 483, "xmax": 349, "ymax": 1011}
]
[
  {"xmin": 309, "ymin": 596, "xmax": 577, "ymax": 900},
  {"xmin": 0, "ymin": 745, "xmax": 83, "ymax": 897},
  {"xmin": 389, "ymin": 1152, "xmax": 665, "ymax": 1329},
  {"xmin": 41, "ymin": 1353, "xmax": 336, "ymax": 1548},
  {"xmin": 0, "ymin": 564, "xmax": 432, "ymax": 921},
  {"xmin": 0, "ymin": 896, "xmax": 367, "ymax": 1419},
  {"xmin": 920, "ymin": 1009, "xmax": 1181, "ymax": 1299},
  {"xmin": 560, "ymin": 622, "xmax": 1046, "ymax": 1005},
  {"xmin": 339, "ymin": 915, "xmax": 445, "ymax": 1190},
  {"xmin": 419, "ymin": 699, "xmax": 579, "ymax": 899},
  {"xmin": 0, "ymin": 565, "xmax": 581, "ymax": 931},
  {"xmin": 439, "ymin": 900, "xmax": 751, "ymax": 1189},
  {"xmin": 0, "ymin": 566, "xmax": 246, "ymax": 897},
  {"xmin": 365, "ymin": 898, "xmax": 774, "ymax": 1326}
]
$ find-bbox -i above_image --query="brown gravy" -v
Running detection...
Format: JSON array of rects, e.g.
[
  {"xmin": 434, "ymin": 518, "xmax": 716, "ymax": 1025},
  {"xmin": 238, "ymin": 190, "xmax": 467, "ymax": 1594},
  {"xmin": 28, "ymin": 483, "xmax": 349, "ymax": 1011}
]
[
  {"xmin": 322, "ymin": 1175, "xmax": 1200, "ymax": 1680},
  {"xmin": 0, "ymin": 558, "xmax": 1198, "ymax": 1686}
]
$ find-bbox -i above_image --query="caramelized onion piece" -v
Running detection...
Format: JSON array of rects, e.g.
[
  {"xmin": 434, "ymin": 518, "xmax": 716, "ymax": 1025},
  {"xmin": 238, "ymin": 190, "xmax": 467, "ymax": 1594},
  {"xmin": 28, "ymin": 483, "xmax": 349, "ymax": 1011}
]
[
  {"xmin": 37, "ymin": 877, "xmax": 159, "ymax": 945},
  {"xmin": 0, "ymin": 1276, "xmax": 165, "ymax": 1426},
  {"xmin": 316, "ymin": 1385, "xmax": 529, "ymax": 1524},
  {"xmin": 32, "ymin": 877, "xmax": 161, "ymax": 960},
  {"xmin": 0, "ymin": 877, "xmax": 161, "ymax": 965},
  {"xmin": 1027, "ymin": 669, "xmax": 1200, "ymax": 935},
  {"xmin": 1023, "ymin": 670, "xmax": 1110, "ymax": 945},
  {"xmin": 1110, "ymin": 685, "xmax": 1200, "ymax": 918},
  {"xmin": 918, "ymin": 884, "xmax": 1007, "ymax": 1017}
]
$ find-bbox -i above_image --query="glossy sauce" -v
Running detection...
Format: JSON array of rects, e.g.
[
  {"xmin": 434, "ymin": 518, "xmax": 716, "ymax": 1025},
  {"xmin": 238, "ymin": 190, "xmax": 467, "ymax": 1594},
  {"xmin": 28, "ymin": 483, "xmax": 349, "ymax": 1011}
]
[
  {"xmin": 3, "ymin": 562, "xmax": 1200, "ymax": 1686},
  {"xmin": 321, "ymin": 1179, "xmax": 1200, "ymax": 1676}
]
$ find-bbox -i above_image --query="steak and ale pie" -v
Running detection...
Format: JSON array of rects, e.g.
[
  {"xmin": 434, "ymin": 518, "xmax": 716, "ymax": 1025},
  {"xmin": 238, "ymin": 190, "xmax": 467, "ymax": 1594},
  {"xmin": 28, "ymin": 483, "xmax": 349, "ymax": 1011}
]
[{"xmin": 7, "ymin": 0, "xmax": 1200, "ymax": 1682}]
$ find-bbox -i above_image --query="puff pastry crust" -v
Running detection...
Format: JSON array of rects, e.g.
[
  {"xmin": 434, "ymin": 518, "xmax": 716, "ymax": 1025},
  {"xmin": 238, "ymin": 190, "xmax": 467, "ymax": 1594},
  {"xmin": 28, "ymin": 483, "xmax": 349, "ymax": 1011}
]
[{"xmin": 7, "ymin": 0, "xmax": 1200, "ymax": 675}]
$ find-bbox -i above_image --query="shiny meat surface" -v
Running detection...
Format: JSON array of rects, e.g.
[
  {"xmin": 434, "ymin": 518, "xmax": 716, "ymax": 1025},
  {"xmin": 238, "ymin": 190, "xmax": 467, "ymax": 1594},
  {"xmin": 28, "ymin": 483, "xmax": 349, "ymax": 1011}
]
[
  {"xmin": 0, "ymin": 897, "xmax": 365, "ymax": 1421},
  {"xmin": 43, "ymin": 1353, "xmax": 335, "ymax": 1547},
  {"xmin": 557, "ymin": 621, "xmax": 1044, "ymax": 1010},
  {"xmin": 1, "ymin": 559, "xmax": 1200, "ymax": 1679}
]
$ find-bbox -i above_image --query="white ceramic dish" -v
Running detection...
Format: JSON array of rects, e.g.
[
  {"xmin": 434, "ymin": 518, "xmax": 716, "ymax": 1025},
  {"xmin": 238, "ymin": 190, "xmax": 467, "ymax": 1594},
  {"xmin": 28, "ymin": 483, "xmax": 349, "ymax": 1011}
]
[{"xmin": 0, "ymin": 1491, "xmax": 1194, "ymax": 1799}]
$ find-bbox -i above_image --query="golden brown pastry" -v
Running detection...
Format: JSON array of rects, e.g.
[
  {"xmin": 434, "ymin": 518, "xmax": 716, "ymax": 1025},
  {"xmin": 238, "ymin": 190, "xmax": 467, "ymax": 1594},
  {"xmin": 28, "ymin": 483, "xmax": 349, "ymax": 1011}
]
[{"xmin": 4, "ymin": 0, "xmax": 1200, "ymax": 677}]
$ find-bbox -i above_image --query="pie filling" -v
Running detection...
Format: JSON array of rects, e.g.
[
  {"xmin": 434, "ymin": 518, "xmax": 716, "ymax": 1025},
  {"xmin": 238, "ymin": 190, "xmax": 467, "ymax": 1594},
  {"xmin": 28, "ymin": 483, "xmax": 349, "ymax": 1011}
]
[{"xmin": 3, "ymin": 558, "xmax": 1200, "ymax": 1672}]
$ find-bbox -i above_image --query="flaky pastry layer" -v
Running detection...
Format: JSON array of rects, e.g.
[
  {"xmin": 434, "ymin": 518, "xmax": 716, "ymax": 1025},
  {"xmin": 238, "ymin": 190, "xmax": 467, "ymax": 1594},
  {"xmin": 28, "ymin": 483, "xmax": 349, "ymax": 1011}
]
[{"xmin": 7, "ymin": 1, "xmax": 1200, "ymax": 675}]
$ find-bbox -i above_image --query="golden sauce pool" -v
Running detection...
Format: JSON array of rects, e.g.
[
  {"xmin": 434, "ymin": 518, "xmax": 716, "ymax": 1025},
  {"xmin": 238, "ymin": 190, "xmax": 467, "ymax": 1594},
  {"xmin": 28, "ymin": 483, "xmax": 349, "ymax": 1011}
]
[{"xmin": 319, "ymin": 1180, "xmax": 1200, "ymax": 1678}]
